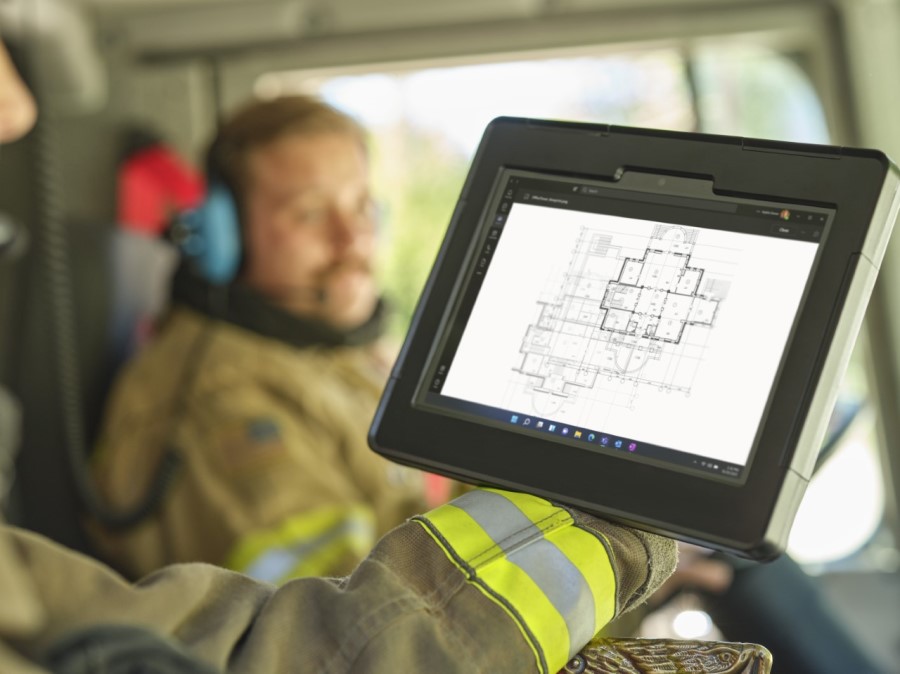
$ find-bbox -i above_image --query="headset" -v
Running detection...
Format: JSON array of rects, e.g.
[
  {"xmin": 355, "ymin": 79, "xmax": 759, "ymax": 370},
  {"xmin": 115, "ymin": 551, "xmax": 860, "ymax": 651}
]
[{"xmin": 176, "ymin": 139, "xmax": 243, "ymax": 286}]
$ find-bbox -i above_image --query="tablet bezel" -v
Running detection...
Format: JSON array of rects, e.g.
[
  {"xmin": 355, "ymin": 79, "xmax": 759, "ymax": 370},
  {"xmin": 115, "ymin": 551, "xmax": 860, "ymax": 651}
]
[{"xmin": 369, "ymin": 117, "xmax": 897, "ymax": 559}]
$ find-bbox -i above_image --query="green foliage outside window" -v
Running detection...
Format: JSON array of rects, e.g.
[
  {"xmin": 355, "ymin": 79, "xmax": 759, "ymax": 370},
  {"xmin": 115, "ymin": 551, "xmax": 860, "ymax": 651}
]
[{"xmin": 370, "ymin": 127, "xmax": 469, "ymax": 337}]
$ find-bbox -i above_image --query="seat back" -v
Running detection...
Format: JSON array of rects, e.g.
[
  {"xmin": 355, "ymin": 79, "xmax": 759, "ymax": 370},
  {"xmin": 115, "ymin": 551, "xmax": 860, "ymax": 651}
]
[{"xmin": 5, "ymin": 222, "xmax": 176, "ymax": 554}]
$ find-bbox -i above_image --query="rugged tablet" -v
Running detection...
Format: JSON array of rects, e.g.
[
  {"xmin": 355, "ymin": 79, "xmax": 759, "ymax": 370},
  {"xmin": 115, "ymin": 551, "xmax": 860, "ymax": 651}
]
[{"xmin": 369, "ymin": 118, "xmax": 899, "ymax": 560}]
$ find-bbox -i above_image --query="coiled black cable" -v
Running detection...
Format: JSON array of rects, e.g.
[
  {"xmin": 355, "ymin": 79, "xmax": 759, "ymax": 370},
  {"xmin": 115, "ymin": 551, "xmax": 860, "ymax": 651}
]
[{"xmin": 30, "ymin": 48, "xmax": 182, "ymax": 531}]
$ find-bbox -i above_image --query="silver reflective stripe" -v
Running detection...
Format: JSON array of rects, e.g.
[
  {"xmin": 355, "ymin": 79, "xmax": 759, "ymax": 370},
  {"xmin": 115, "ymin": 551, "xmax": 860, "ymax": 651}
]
[
  {"xmin": 244, "ymin": 515, "xmax": 371, "ymax": 583},
  {"xmin": 453, "ymin": 490, "xmax": 596, "ymax": 656}
]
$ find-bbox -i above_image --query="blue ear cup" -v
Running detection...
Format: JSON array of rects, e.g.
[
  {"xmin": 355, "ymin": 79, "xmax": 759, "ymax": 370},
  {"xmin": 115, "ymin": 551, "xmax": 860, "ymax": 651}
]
[{"xmin": 179, "ymin": 182, "xmax": 242, "ymax": 285}]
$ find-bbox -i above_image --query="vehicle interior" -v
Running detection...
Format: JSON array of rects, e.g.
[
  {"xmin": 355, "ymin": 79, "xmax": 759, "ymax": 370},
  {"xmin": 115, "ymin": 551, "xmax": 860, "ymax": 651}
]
[{"xmin": 0, "ymin": 0, "xmax": 898, "ymax": 670}]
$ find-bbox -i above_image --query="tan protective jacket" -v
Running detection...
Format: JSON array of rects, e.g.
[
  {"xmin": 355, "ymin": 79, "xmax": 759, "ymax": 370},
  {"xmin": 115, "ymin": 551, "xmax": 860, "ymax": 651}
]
[
  {"xmin": 0, "ymin": 489, "xmax": 676, "ymax": 674},
  {"xmin": 90, "ymin": 305, "xmax": 426, "ymax": 581}
]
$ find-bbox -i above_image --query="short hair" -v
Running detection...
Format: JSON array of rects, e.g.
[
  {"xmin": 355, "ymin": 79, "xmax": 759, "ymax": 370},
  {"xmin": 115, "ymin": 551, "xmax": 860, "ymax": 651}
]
[{"xmin": 207, "ymin": 95, "xmax": 367, "ymax": 207}]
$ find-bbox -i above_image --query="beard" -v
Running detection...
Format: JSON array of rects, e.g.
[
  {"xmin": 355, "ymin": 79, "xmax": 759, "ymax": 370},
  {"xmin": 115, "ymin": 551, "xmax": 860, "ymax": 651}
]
[
  {"xmin": 321, "ymin": 264, "xmax": 378, "ymax": 327},
  {"xmin": 249, "ymin": 253, "xmax": 378, "ymax": 329}
]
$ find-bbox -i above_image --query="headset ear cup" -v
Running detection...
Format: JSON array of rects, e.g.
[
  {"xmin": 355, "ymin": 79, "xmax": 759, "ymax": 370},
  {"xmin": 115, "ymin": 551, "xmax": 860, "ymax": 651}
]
[{"xmin": 180, "ymin": 183, "xmax": 242, "ymax": 285}]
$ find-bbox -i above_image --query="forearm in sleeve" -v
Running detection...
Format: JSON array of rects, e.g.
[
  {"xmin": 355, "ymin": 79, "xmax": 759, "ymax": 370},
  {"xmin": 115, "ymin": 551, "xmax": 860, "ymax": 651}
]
[{"xmin": 11, "ymin": 489, "xmax": 676, "ymax": 674}]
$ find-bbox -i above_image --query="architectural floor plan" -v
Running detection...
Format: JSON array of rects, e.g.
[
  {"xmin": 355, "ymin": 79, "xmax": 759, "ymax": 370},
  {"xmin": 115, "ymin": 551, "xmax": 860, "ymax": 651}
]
[{"xmin": 515, "ymin": 223, "xmax": 730, "ymax": 413}]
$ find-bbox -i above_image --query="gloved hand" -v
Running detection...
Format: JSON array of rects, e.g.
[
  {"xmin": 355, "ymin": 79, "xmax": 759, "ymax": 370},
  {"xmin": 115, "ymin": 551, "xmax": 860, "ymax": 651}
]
[
  {"xmin": 555, "ymin": 519, "xmax": 772, "ymax": 674},
  {"xmin": 560, "ymin": 636, "xmax": 773, "ymax": 674},
  {"xmin": 567, "ymin": 508, "xmax": 679, "ymax": 616}
]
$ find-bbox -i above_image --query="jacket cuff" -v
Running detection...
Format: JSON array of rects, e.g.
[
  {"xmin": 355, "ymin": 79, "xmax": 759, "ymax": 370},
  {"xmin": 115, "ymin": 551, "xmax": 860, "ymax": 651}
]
[{"xmin": 414, "ymin": 488, "xmax": 617, "ymax": 674}]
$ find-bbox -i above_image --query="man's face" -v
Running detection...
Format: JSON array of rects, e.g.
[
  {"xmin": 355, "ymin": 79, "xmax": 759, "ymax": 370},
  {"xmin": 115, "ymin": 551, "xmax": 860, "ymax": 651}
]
[{"xmin": 241, "ymin": 131, "xmax": 379, "ymax": 330}]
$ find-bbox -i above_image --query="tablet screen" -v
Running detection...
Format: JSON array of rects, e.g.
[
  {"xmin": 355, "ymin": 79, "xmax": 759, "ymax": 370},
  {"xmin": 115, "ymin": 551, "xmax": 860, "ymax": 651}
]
[{"xmin": 416, "ymin": 169, "xmax": 833, "ymax": 482}]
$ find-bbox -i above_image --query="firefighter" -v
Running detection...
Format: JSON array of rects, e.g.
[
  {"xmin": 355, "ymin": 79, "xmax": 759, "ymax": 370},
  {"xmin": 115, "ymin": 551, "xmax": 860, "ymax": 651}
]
[{"xmin": 90, "ymin": 95, "xmax": 430, "ymax": 581}]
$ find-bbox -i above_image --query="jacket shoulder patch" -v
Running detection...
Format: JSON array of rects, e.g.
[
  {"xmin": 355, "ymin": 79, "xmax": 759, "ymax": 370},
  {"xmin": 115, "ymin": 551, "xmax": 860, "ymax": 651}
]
[{"xmin": 219, "ymin": 418, "xmax": 287, "ymax": 471}]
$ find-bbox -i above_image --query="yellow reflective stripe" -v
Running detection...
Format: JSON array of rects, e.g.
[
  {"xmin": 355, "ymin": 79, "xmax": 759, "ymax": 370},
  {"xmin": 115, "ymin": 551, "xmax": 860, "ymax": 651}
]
[
  {"xmin": 415, "ymin": 517, "xmax": 553, "ymax": 674},
  {"xmin": 558, "ymin": 528, "xmax": 617, "ymax": 631},
  {"xmin": 225, "ymin": 505, "xmax": 375, "ymax": 584},
  {"xmin": 418, "ymin": 489, "xmax": 616, "ymax": 674},
  {"xmin": 448, "ymin": 491, "xmax": 594, "ymax": 663},
  {"xmin": 481, "ymin": 488, "xmax": 617, "ymax": 629},
  {"xmin": 427, "ymin": 489, "xmax": 572, "ymax": 564}
]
